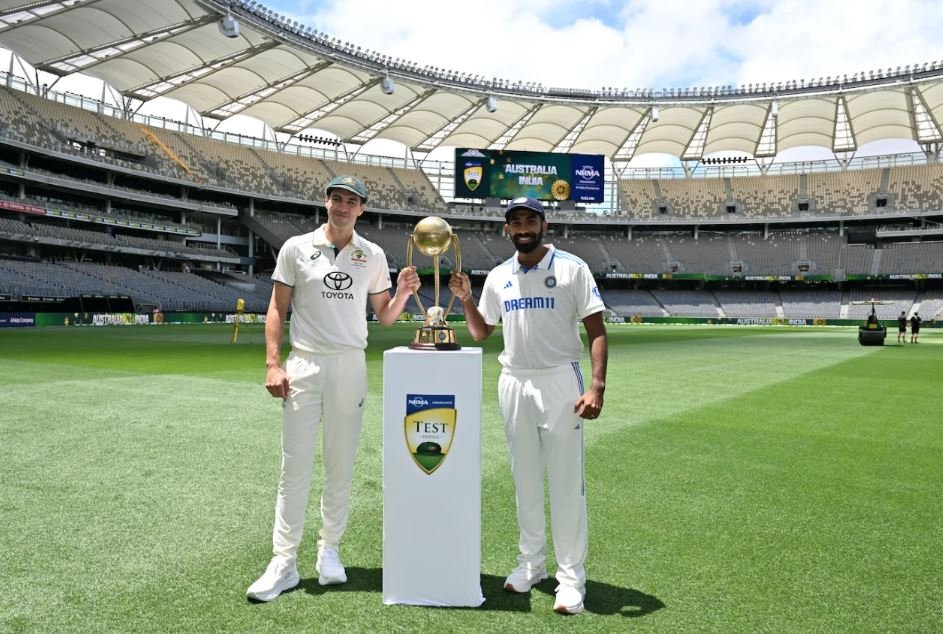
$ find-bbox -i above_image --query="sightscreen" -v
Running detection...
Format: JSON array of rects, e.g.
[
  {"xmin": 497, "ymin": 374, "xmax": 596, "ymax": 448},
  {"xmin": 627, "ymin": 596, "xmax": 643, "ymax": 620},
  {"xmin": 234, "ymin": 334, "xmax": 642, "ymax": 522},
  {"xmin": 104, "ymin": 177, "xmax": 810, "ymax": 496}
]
[{"xmin": 454, "ymin": 148, "xmax": 605, "ymax": 203}]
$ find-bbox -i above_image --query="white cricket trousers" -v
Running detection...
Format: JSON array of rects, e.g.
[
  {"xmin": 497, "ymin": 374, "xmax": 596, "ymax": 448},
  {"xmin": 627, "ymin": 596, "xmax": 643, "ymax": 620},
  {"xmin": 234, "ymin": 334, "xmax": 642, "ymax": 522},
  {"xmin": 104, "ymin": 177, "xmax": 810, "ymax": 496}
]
[
  {"xmin": 498, "ymin": 362, "xmax": 588, "ymax": 589},
  {"xmin": 271, "ymin": 348, "xmax": 367, "ymax": 563}
]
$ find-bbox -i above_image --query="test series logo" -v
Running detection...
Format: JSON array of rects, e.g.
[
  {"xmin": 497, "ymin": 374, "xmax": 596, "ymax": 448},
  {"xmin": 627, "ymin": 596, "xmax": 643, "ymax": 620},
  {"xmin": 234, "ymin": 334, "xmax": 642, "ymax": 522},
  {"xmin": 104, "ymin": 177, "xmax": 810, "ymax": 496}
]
[{"xmin": 404, "ymin": 394, "xmax": 456, "ymax": 475}]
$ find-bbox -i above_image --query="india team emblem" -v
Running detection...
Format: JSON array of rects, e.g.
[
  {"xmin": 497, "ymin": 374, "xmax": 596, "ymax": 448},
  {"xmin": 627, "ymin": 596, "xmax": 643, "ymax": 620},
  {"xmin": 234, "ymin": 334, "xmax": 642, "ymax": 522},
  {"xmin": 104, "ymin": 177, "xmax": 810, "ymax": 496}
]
[
  {"xmin": 404, "ymin": 394, "xmax": 457, "ymax": 475},
  {"xmin": 463, "ymin": 165, "xmax": 483, "ymax": 192}
]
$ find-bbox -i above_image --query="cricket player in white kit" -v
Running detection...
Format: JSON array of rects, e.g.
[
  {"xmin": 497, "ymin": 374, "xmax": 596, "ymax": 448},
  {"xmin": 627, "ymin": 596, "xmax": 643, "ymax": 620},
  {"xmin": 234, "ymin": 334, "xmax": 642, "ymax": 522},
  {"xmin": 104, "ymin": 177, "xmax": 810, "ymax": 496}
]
[
  {"xmin": 247, "ymin": 175, "xmax": 420, "ymax": 602},
  {"xmin": 450, "ymin": 197, "xmax": 608, "ymax": 615}
]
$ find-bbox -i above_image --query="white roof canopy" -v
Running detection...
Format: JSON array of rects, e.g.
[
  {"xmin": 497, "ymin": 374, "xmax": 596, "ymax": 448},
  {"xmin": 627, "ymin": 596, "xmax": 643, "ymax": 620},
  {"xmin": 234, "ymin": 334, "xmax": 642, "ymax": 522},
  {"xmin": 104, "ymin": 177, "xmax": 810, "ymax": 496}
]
[{"xmin": 2, "ymin": 0, "xmax": 942, "ymax": 162}]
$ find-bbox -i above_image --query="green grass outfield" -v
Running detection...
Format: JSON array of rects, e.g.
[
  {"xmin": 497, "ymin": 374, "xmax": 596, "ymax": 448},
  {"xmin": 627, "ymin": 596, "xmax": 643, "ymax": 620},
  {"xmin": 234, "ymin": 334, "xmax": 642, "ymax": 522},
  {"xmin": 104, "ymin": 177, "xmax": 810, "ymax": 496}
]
[{"xmin": 1, "ymin": 323, "xmax": 940, "ymax": 633}]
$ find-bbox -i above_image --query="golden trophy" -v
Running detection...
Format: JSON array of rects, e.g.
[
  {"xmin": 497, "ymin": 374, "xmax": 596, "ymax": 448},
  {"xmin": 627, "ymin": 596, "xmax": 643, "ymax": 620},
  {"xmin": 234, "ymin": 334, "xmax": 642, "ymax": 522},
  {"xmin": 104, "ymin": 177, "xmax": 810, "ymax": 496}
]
[{"xmin": 406, "ymin": 216, "xmax": 462, "ymax": 350}]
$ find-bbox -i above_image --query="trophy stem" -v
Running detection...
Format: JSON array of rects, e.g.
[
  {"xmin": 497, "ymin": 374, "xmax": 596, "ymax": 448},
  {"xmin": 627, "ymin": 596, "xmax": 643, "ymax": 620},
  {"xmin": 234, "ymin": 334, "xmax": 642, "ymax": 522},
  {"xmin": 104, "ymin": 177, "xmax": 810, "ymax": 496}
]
[
  {"xmin": 406, "ymin": 234, "xmax": 425, "ymax": 315},
  {"xmin": 443, "ymin": 234, "xmax": 461, "ymax": 317},
  {"xmin": 433, "ymin": 256, "xmax": 440, "ymax": 308}
]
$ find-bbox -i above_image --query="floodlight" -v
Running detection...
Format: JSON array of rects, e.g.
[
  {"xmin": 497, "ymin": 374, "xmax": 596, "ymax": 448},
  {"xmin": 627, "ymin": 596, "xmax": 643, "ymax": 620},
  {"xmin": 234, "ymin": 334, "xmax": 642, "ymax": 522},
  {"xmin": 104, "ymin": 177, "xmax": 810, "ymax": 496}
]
[
  {"xmin": 218, "ymin": 9, "xmax": 240, "ymax": 38},
  {"xmin": 771, "ymin": 100, "xmax": 779, "ymax": 118},
  {"xmin": 651, "ymin": 106, "xmax": 659, "ymax": 122},
  {"xmin": 486, "ymin": 95, "xmax": 497, "ymax": 113},
  {"xmin": 381, "ymin": 71, "xmax": 395, "ymax": 95}
]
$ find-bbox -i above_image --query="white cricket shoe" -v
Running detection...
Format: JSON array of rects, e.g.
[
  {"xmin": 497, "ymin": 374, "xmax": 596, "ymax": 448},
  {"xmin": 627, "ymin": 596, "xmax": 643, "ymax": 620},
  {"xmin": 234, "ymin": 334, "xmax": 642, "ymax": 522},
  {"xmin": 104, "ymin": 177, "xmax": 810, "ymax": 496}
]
[
  {"xmin": 246, "ymin": 557, "xmax": 299, "ymax": 602},
  {"xmin": 503, "ymin": 565, "xmax": 548, "ymax": 593},
  {"xmin": 316, "ymin": 545, "xmax": 347, "ymax": 585},
  {"xmin": 553, "ymin": 584, "xmax": 585, "ymax": 615}
]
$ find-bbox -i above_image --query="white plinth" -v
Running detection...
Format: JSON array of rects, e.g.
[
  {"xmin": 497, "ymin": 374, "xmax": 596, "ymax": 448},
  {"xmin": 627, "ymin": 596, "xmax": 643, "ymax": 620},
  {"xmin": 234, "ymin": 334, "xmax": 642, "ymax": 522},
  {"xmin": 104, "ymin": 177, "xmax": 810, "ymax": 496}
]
[{"xmin": 382, "ymin": 346, "xmax": 484, "ymax": 607}]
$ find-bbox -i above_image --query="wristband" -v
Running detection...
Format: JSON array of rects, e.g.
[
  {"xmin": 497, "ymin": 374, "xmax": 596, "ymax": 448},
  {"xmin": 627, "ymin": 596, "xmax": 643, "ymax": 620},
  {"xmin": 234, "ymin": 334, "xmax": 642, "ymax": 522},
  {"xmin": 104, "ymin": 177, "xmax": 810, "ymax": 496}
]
[{"xmin": 461, "ymin": 291, "xmax": 473, "ymax": 302}]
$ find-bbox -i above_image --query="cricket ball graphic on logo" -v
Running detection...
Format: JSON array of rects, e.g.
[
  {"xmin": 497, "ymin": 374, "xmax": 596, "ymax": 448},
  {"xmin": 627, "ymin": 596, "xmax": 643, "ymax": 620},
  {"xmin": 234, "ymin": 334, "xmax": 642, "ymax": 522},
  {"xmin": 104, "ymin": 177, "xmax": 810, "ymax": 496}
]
[{"xmin": 404, "ymin": 394, "xmax": 456, "ymax": 475}]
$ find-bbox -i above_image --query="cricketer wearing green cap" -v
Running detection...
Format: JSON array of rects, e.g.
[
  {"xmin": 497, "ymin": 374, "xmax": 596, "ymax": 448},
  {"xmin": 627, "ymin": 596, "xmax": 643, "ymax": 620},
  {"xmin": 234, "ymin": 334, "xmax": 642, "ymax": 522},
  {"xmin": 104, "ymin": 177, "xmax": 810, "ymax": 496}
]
[
  {"xmin": 325, "ymin": 174, "xmax": 368, "ymax": 203},
  {"xmin": 247, "ymin": 173, "xmax": 421, "ymax": 602}
]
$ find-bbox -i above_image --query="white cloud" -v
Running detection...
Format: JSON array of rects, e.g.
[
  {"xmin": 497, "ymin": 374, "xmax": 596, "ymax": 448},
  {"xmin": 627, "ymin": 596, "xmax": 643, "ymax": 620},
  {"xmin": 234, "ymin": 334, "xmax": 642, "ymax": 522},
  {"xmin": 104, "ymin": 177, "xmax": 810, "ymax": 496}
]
[
  {"xmin": 730, "ymin": 0, "xmax": 943, "ymax": 85},
  {"xmin": 278, "ymin": 0, "xmax": 943, "ymax": 90}
]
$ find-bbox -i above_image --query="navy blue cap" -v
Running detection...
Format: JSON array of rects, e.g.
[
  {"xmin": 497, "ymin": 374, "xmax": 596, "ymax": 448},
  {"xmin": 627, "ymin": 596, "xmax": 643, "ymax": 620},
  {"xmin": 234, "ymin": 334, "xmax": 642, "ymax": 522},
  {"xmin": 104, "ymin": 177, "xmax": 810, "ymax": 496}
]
[{"xmin": 505, "ymin": 197, "xmax": 545, "ymax": 220}]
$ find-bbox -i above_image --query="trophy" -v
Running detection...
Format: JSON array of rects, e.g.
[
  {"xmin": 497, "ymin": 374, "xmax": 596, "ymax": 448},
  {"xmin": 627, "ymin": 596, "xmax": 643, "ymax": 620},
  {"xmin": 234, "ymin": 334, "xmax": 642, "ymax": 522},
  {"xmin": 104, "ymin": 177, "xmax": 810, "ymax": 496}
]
[{"xmin": 406, "ymin": 216, "xmax": 462, "ymax": 350}]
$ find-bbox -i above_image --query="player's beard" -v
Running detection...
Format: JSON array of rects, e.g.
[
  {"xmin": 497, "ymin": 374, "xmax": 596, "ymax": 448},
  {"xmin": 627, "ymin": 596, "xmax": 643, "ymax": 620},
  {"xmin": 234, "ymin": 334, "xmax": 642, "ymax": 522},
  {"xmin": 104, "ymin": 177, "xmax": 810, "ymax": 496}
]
[{"xmin": 512, "ymin": 231, "xmax": 543, "ymax": 254}]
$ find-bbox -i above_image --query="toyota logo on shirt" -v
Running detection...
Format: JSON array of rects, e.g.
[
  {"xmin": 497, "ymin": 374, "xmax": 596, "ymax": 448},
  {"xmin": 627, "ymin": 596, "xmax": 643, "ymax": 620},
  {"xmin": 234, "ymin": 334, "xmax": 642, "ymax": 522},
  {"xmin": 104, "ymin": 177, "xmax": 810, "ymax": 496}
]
[
  {"xmin": 322, "ymin": 271, "xmax": 355, "ymax": 299},
  {"xmin": 324, "ymin": 271, "xmax": 353, "ymax": 290}
]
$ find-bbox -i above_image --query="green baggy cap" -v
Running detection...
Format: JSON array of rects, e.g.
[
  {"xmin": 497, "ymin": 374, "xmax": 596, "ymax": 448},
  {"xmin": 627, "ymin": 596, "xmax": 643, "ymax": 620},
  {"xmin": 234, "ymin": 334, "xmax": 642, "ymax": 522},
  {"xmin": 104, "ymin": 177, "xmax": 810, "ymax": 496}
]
[{"xmin": 325, "ymin": 175, "xmax": 368, "ymax": 202}]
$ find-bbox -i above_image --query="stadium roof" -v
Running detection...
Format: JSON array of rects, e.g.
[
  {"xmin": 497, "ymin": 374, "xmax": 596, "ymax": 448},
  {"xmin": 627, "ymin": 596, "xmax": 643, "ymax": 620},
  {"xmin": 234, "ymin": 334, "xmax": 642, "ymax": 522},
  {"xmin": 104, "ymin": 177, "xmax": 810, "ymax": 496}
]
[{"xmin": 2, "ymin": 0, "xmax": 943, "ymax": 163}]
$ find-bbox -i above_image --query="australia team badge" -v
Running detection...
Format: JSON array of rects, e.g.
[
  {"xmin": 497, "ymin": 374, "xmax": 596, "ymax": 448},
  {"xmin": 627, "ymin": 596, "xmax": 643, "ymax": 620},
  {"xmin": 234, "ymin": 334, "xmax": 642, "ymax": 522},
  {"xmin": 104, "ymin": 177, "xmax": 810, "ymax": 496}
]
[{"xmin": 463, "ymin": 165, "xmax": 483, "ymax": 192}]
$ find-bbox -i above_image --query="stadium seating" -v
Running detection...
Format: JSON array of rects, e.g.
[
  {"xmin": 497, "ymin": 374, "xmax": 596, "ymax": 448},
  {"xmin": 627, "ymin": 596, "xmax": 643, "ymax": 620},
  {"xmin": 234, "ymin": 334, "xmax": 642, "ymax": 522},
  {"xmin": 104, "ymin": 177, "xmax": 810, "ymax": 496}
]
[
  {"xmin": 916, "ymin": 289, "xmax": 943, "ymax": 320},
  {"xmin": 253, "ymin": 147, "xmax": 335, "ymax": 198},
  {"xmin": 779, "ymin": 288, "xmax": 842, "ymax": 319},
  {"xmin": 652, "ymin": 289, "xmax": 720, "ymax": 317},
  {"xmin": 662, "ymin": 234, "xmax": 732, "ymax": 274},
  {"xmin": 252, "ymin": 211, "xmax": 319, "ymax": 244},
  {"xmin": 0, "ymin": 258, "xmax": 90, "ymax": 297},
  {"xmin": 807, "ymin": 169, "xmax": 881, "ymax": 215},
  {"xmin": 0, "ymin": 258, "xmax": 267, "ymax": 311},
  {"xmin": 730, "ymin": 174, "xmax": 799, "ymax": 217},
  {"xmin": 555, "ymin": 235, "xmax": 611, "ymax": 271},
  {"xmin": 729, "ymin": 233, "xmax": 802, "ymax": 275},
  {"xmin": 2, "ymin": 81, "xmax": 942, "ymax": 319},
  {"xmin": 846, "ymin": 288, "xmax": 917, "ymax": 319},
  {"xmin": 602, "ymin": 289, "xmax": 665, "ymax": 317},
  {"xmin": 888, "ymin": 164, "xmax": 943, "ymax": 211},
  {"xmin": 619, "ymin": 179, "xmax": 658, "ymax": 217},
  {"xmin": 877, "ymin": 242, "xmax": 943, "ymax": 274},
  {"xmin": 713, "ymin": 290, "xmax": 780, "ymax": 318},
  {"xmin": 658, "ymin": 177, "xmax": 727, "ymax": 218}
]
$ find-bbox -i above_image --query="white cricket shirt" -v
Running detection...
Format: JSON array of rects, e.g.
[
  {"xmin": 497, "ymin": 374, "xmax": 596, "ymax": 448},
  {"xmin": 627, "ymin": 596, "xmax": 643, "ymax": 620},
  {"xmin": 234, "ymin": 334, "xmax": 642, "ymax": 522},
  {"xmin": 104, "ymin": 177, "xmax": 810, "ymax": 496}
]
[
  {"xmin": 479, "ymin": 244, "xmax": 604, "ymax": 370},
  {"xmin": 272, "ymin": 226, "xmax": 391, "ymax": 354}
]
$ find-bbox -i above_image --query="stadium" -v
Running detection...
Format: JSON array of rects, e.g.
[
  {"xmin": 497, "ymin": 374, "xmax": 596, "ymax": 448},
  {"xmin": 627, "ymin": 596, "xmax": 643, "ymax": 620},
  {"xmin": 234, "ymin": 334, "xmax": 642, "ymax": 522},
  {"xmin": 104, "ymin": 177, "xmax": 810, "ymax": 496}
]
[{"xmin": 0, "ymin": 1, "xmax": 940, "ymax": 632}]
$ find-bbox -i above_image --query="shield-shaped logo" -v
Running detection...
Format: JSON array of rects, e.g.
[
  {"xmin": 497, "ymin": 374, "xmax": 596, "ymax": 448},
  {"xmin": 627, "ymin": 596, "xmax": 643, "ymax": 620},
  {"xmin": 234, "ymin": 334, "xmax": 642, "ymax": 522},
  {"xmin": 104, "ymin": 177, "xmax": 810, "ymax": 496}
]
[
  {"xmin": 404, "ymin": 394, "xmax": 457, "ymax": 475},
  {"xmin": 463, "ymin": 165, "xmax": 483, "ymax": 192}
]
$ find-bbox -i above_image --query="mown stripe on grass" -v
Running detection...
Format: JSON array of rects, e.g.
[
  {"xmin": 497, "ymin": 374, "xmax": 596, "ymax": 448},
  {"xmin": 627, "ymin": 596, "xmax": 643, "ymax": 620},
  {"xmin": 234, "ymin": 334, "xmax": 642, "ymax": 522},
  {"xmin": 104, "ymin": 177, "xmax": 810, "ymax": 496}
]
[
  {"xmin": 584, "ymin": 329, "xmax": 879, "ymax": 435},
  {"xmin": 586, "ymin": 349, "xmax": 942, "ymax": 632},
  {"xmin": 0, "ymin": 372, "xmax": 281, "ymax": 627}
]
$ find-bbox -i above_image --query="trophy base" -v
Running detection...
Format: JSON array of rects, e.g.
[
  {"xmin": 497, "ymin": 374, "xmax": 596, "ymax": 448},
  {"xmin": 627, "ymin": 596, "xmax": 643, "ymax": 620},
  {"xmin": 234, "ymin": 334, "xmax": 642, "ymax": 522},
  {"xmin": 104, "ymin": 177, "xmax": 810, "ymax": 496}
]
[{"xmin": 409, "ymin": 326, "xmax": 461, "ymax": 351}]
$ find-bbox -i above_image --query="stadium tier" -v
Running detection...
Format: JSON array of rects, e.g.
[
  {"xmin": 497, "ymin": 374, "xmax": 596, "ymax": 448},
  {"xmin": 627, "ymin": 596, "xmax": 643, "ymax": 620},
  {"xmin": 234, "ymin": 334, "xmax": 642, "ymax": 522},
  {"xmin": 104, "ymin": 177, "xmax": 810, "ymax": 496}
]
[
  {"xmin": 619, "ymin": 166, "xmax": 943, "ymax": 219},
  {"xmin": 1, "ymin": 81, "xmax": 941, "ymax": 317},
  {"xmin": 3, "ymin": 82, "xmax": 943, "ymax": 222}
]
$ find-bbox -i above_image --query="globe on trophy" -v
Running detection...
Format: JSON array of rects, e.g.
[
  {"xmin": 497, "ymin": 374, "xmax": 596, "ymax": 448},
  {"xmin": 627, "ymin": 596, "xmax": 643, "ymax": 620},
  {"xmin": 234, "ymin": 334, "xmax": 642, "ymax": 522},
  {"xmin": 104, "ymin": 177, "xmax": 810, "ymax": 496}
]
[{"xmin": 406, "ymin": 216, "xmax": 462, "ymax": 350}]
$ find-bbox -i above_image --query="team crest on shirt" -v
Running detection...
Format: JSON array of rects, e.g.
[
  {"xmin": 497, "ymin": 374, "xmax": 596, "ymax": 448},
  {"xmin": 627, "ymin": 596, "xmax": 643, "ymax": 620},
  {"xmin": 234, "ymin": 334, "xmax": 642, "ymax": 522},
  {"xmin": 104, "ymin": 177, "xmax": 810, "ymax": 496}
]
[
  {"xmin": 350, "ymin": 248, "xmax": 367, "ymax": 268},
  {"xmin": 544, "ymin": 276, "xmax": 557, "ymax": 288},
  {"xmin": 404, "ymin": 394, "xmax": 457, "ymax": 475}
]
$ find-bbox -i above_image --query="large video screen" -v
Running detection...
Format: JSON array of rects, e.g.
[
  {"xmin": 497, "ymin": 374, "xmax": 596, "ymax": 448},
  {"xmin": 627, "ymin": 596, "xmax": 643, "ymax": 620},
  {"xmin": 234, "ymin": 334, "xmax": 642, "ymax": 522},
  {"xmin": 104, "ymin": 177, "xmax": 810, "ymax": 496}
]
[{"xmin": 454, "ymin": 148, "xmax": 605, "ymax": 203}]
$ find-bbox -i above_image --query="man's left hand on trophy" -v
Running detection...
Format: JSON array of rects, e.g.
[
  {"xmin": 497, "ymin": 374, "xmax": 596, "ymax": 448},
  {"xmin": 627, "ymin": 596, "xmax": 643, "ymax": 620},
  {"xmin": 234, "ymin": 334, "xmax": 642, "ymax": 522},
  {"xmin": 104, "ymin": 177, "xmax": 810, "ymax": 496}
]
[{"xmin": 397, "ymin": 266, "xmax": 421, "ymax": 294}]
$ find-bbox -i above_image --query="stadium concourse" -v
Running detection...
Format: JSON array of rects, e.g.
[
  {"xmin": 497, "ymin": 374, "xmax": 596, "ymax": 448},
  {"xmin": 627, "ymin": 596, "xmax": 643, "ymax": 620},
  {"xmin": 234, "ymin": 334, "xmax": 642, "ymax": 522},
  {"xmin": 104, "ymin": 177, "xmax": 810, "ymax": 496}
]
[{"xmin": 0, "ymin": 0, "xmax": 942, "ymax": 325}]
